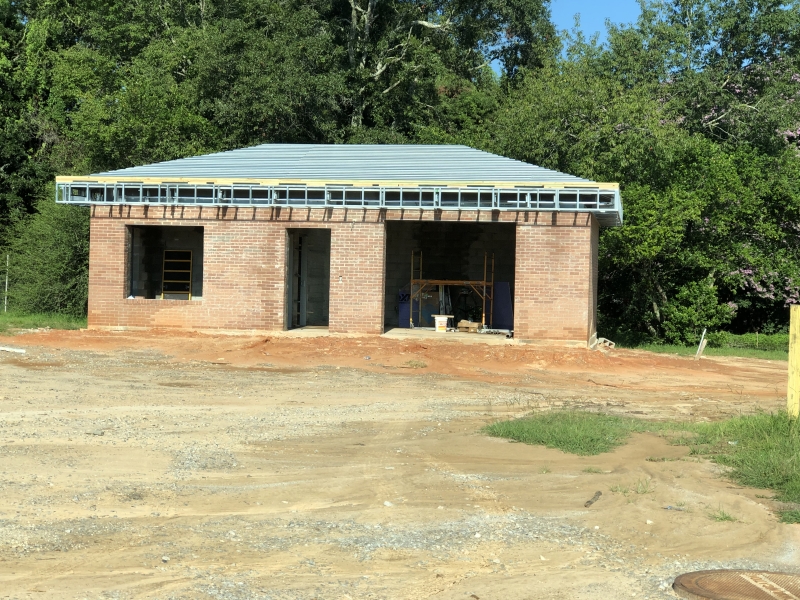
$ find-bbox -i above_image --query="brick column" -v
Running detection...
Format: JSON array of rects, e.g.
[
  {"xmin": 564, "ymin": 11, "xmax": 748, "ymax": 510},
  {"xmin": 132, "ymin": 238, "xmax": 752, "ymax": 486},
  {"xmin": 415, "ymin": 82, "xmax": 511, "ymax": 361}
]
[
  {"xmin": 514, "ymin": 213, "xmax": 598, "ymax": 345},
  {"xmin": 87, "ymin": 217, "xmax": 127, "ymax": 328},
  {"xmin": 329, "ymin": 222, "xmax": 386, "ymax": 334}
]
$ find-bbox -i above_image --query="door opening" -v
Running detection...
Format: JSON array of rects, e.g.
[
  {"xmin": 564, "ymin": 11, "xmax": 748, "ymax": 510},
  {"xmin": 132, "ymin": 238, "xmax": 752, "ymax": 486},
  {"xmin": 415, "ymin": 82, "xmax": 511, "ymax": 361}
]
[{"xmin": 287, "ymin": 229, "xmax": 331, "ymax": 328}]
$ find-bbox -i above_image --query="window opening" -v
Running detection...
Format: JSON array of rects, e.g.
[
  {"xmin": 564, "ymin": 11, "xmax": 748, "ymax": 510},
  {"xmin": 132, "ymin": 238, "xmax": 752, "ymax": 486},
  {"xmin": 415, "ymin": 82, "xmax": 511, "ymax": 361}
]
[{"xmin": 128, "ymin": 226, "xmax": 203, "ymax": 300}]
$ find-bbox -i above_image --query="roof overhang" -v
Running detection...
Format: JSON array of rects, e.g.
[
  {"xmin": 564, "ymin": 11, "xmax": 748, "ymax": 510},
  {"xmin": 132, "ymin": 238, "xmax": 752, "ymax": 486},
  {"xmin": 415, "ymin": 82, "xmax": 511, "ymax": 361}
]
[{"xmin": 56, "ymin": 179, "xmax": 622, "ymax": 226}]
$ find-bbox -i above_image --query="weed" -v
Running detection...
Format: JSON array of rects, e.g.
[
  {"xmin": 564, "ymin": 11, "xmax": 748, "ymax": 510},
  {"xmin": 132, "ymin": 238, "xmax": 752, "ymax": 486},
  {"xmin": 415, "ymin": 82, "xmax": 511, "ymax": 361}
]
[
  {"xmin": 610, "ymin": 483, "xmax": 630, "ymax": 495},
  {"xmin": 646, "ymin": 456, "xmax": 677, "ymax": 462},
  {"xmin": 634, "ymin": 478, "xmax": 655, "ymax": 494},
  {"xmin": 404, "ymin": 360, "xmax": 427, "ymax": 369},
  {"xmin": 709, "ymin": 506, "xmax": 738, "ymax": 522},
  {"xmin": 582, "ymin": 467, "xmax": 604, "ymax": 474},
  {"xmin": 538, "ymin": 465, "xmax": 551, "ymax": 474}
]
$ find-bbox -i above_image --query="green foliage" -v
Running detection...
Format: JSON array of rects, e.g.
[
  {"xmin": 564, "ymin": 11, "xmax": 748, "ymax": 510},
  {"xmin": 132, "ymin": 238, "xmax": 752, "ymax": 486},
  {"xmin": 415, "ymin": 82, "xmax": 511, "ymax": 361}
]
[
  {"xmin": 0, "ymin": 0, "xmax": 799, "ymax": 339},
  {"xmin": 486, "ymin": 1, "xmax": 800, "ymax": 342},
  {"xmin": 6, "ymin": 197, "xmax": 89, "ymax": 316}
]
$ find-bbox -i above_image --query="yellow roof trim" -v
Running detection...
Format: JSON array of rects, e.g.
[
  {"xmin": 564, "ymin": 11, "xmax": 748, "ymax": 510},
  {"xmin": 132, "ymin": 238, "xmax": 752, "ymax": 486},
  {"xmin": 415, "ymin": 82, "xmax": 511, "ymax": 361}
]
[{"xmin": 55, "ymin": 175, "xmax": 619, "ymax": 190}]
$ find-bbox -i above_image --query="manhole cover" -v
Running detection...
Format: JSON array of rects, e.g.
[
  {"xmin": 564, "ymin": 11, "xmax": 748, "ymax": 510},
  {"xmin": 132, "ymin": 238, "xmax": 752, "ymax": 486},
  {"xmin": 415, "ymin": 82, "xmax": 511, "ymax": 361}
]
[{"xmin": 673, "ymin": 570, "xmax": 800, "ymax": 600}]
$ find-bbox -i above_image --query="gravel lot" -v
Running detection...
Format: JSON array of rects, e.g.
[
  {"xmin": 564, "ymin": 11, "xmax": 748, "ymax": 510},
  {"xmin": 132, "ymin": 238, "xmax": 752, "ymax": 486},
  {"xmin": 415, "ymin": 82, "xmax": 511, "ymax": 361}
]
[{"xmin": 0, "ymin": 334, "xmax": 797, "ymax": 599}]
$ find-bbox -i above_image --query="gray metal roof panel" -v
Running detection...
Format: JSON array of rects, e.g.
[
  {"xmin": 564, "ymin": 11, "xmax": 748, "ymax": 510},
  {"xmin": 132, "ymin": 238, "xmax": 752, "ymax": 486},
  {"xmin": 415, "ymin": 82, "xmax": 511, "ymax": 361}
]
[{"xmin": 93, "ymin": 144, "xmax": 593, "ymax": 184}]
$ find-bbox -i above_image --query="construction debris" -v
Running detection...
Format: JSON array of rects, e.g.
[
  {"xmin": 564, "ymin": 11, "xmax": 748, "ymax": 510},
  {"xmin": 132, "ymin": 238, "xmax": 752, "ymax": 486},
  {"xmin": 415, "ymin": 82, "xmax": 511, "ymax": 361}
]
[
  {"xmin": 584, "ymin": 491, "xmax": 602, "ymax": 507},
  {"xmin": 591, "ymin": 338, "xmax": 615, "ymax": 350}
]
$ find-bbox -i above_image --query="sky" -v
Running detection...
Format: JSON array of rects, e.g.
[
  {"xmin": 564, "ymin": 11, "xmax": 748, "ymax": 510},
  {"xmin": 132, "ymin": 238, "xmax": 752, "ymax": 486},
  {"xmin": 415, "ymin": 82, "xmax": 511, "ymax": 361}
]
[{"xmin": 550, "ymin": 0, "xmax": 642, "ymax": 43}]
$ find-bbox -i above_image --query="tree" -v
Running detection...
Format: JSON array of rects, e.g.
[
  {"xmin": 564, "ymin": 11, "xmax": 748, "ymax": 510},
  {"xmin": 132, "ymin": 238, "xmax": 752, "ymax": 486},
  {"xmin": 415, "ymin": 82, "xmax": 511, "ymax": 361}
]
[{"xmin": 7, "ymin": 193, "xmax": 89, "ymax": 316}]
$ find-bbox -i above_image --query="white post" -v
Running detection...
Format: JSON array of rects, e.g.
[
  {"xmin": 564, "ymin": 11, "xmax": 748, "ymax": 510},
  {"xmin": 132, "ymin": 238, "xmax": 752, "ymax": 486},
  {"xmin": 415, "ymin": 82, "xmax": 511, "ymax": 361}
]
[
  {"xmin": 3, "ymin": 254, "xmax": 7, "ymax": 313},
  {"xmin": 694, "ymin": 328, "xmax": 707, "ymax": 361}
]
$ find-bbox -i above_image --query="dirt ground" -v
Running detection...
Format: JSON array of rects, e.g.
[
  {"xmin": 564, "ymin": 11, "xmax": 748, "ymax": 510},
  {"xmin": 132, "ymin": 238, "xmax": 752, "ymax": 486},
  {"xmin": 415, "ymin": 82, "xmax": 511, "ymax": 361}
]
[{"xmin": 0, "ymin": 328, "xmax": 798, "ymax": 600}]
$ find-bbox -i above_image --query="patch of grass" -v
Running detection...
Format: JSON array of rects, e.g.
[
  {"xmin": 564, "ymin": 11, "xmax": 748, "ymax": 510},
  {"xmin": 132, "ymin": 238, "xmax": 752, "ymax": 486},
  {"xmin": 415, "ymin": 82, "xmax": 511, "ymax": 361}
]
[
  {"xmin": 403, "ymin": 360, "xmax": 427, "ymax": 369},
  {"xmin": 634, "ymin": 477, "xmax": 655, "ymax": 494},
  {"xmin": 674, "ymin": 412, "xmax": 800, "ymax": 505},
  {"xmin": 779, "ymin": 510, "xmax": 800, "ymax": 524},
  {"xmin": 646, "ymin": 456, "xmax": 677, "ymax": 462},
  {"xmin": 709, "ymin": 506, "xmax": 738, "ymax": 522},
  {"xmin": 582, "ymin": 466, "xmax": 604, "ymax": 474},
  {"xmin": 632, "ymin": 343, "xmax": 787, "ymax": 361},
  {"xmin": 482, "ymin": 411, "xmax": 653, "ymax": 456},
  {"xmin": 484, "ymin": 410, "xmax": 800, "ymax": 523},
  {"xmin": 538, "ymin": 465, "xmax": 551, "ymax": 474},
  {"xmin": 610, "ymin": 483, "xmax": 630, "ymax": 495},
  {"xmin": 0, "ymin": 311, "xmax": 86, "ymax": 335}
]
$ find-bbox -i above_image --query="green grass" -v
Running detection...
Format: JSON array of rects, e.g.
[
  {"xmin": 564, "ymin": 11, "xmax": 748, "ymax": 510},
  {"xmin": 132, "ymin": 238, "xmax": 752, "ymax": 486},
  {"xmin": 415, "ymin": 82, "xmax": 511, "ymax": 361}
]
[
  {"xmin": 484, "ymin": 410, "xmax": 800, "ymax": 523},
  {"xmin": 632, "ymin": 343, "xmax": 788, "ymax": 361},
  {"xmin": 482, "ymin": 411, "xmax": 655, "ymax": 455},
  {"xmin": 674, "ymin": 412, "xmax": 800, "ymax": 507},
  {"xmin": 634, "ymin": 477, "xmax": 655, "ymax": 494},
  {"xmin": 582, "ymin": 466, "xmax": 603, "ymax": 474},
  {"xmin": 779, "ymin": 510, "xmax": 800, "ymax": 524},
  {"xmin": 0, "ymin": 311, "xmax": 86, "ymax": 334},
  {"xmin": 709, "ymin": 506, "xmax": 738, "ymax": 522}
]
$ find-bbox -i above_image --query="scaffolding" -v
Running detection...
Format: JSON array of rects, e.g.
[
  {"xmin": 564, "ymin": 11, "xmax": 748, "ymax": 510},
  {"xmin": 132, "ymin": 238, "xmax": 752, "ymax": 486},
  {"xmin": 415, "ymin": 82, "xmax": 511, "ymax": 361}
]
[{"xmin": 409, "ymin": 251, "xmax": 494, "ymax": 329}]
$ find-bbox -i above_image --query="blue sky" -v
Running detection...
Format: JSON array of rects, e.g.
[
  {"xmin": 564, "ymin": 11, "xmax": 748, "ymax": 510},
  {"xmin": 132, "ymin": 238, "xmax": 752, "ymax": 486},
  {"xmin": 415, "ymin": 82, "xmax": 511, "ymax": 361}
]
[{"xmin": 550, "ymin": 0, "xmax": 642, "ymax": 43}]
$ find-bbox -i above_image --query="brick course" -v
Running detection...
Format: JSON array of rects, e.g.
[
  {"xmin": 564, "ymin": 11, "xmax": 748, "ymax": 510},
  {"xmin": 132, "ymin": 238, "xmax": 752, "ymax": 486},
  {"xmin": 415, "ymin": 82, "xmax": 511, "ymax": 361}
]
[{"xmin": 88, "ymin": 206, "xmax": 597, "ymax": 343}]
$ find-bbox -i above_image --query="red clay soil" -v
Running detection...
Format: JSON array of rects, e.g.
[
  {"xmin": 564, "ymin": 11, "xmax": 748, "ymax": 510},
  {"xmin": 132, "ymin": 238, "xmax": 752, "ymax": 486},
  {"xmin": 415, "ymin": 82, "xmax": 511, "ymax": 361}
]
[{"xmin": 8, "ymin": 328, "xmax": 787, "ymax": 419}]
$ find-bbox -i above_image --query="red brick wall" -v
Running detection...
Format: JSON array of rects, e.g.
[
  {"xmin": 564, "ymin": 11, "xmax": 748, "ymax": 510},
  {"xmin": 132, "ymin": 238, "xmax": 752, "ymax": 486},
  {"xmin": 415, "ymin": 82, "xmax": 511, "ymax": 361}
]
[
  {"xmin": 329, "ymin": 223, "xmax": 386, "ymax": 334},
  {"xmin": 88, "ymin": 205, "xmax": 386, "ymax": 333},
  {"xmin": 88, "ymin": 206, "xmax": 597, "ymax": 342},
  {"xmin": 514, "ymin": 213, "xmax": 598, "ymax": 344},
  {"xmin": 588, "ymin": 216, "xmax": 600, "ymax": 344}
]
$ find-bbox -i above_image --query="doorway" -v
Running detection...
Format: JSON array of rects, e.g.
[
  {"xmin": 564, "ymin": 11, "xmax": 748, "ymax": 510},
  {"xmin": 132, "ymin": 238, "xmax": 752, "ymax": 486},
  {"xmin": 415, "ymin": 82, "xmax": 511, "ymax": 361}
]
[
  {"xmin": 384, "ymin": 222, "xmax": 515, "ymax": 329},
  {"xmin": 287, "ymin": 229, "xmax": 331, "ymax": 328}
]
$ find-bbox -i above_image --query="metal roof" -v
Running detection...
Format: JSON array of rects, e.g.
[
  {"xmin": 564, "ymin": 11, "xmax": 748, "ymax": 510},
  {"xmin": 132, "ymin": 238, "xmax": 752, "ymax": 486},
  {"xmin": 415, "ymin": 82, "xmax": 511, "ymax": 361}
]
[{"xmin": 89, "ymin": 144, "xmax": 593, "ymax": 185}]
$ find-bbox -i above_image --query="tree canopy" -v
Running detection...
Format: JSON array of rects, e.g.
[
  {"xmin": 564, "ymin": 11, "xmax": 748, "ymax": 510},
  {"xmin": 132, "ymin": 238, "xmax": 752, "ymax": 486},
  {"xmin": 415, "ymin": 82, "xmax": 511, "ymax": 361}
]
[{"xmin": 1, "ymin": 0, "xmax": 799, "ymax": 342}]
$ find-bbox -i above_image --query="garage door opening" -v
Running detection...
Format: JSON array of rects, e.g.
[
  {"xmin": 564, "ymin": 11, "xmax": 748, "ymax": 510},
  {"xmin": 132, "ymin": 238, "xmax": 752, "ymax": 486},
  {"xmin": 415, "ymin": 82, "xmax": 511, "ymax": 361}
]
[
  {"xmin": 286, "ymin": 229, "xmax": 331, "ymax": 329},
  {"xmin": 384, "ymin": 222, "xmax": 515, "ymax": 330}
]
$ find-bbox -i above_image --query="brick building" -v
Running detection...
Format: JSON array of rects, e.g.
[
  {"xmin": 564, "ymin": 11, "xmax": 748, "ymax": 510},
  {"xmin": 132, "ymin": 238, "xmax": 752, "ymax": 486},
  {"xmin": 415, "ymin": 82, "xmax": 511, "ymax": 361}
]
[{"xmin": 56, "ymin": 145, "xmax": 622, "ymax": 346}]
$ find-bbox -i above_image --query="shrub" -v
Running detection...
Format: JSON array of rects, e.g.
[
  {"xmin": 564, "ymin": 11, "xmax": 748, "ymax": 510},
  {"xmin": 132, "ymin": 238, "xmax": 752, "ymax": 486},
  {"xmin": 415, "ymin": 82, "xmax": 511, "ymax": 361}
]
[{"xmin": 5, "ymin": 195, "xmax": 89, "ymax": 317}]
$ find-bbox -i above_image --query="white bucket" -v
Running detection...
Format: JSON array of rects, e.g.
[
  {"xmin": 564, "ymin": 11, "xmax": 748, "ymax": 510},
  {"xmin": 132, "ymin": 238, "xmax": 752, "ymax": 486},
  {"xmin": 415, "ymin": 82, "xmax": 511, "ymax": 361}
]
[{"xmin": 433, "ymin": 315, "xmax": 450, "ymax": 332}]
